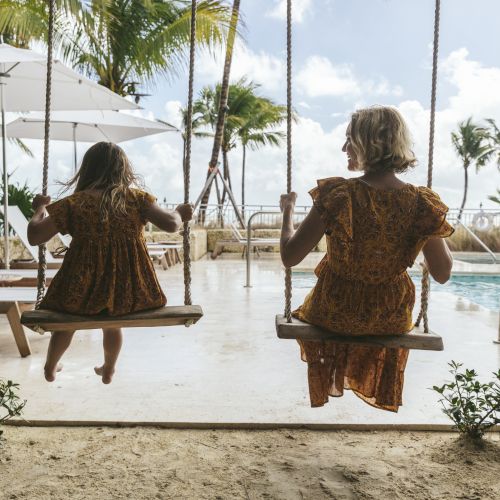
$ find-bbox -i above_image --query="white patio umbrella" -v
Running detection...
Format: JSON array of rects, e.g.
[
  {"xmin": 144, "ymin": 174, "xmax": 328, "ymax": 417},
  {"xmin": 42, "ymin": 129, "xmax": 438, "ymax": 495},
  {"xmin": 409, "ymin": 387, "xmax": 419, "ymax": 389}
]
[
  {"xmin": 7, "ymin": 110, "xmax": 178, "ymax": 172},
  {"xmin": 0, "ymin": 43, "xmax": 138, "ymax": 267}
]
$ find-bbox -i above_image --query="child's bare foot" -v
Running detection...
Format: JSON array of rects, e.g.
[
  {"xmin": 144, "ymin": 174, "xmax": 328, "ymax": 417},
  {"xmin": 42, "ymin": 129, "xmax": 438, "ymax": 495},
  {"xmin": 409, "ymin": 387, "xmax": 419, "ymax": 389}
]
[
  {"xmin": 44, "ymin": 363, "xmax": 63, "ymax": 382},
  {"xmin": 94, "ymin": 365, "xmax": 115, "ymax": 384}
]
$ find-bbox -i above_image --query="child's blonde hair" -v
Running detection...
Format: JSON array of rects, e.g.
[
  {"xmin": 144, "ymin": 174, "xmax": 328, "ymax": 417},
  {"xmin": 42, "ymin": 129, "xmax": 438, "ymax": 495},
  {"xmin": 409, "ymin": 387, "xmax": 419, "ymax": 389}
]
[
  {"xmin": 349, "ymin": 106, "xmax": 417, "ymax": 173},
  {"xmin": 63, "ymin": 142, "xmax": 144, "ymax": 222}
]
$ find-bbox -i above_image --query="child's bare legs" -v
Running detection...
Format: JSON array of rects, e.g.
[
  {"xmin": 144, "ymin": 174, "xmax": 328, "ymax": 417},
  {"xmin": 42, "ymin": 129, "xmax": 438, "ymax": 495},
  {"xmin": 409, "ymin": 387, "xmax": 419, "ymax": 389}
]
[
  {"xmin": 44, "ymin": 330, "xmax": 75, "ymax": 382},
  {"xmin": 94, "ymin": 328, "xmax": 123, "ymax": 384}
]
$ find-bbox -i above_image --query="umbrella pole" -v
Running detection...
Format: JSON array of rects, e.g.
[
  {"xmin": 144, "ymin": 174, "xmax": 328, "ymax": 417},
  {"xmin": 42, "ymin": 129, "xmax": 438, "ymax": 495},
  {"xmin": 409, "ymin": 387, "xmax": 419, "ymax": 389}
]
[
  {"xmin": 73, "ymin": 123, "xmax": 77, "ymax": 174},
  {"xmin": 1, "ymin": 76, "xmax": 9, "ymax": 269}
]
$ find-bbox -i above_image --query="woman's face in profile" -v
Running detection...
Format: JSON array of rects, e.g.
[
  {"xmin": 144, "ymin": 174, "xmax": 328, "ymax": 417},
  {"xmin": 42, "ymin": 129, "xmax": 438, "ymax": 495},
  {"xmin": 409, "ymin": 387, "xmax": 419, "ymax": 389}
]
[{"xmin": 342, "ymin": 125, "xmax": 360, "ymax": 171}]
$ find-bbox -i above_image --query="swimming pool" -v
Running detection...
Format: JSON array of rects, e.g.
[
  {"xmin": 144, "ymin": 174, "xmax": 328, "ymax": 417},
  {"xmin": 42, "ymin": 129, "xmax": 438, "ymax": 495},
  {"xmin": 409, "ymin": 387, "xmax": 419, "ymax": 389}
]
[{"xmin": 292, "ymin": 273, "xmax": 500, "ymax": 311}]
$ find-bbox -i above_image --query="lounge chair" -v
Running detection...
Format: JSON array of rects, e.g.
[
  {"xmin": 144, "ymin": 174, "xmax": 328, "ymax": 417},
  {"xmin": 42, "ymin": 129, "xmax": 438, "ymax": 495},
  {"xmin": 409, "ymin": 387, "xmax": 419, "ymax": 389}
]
[
  {"xmin": 60, "ymin": 233, "xmax": 182, "ymax": 270},
  {"xmin": 0, "ymin": 205, "xmax": 64, "ymax": 268},
  {"xmin": 211, "ymin": 222, "xmax": 280, "ymax": 259}
]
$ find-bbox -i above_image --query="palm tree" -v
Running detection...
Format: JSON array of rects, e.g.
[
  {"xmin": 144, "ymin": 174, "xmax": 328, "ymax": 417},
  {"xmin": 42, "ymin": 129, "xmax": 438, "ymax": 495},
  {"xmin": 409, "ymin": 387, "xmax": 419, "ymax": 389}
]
[
  {"xmin": 198, "ymin": 0, "xmax": 241, "ymax": 224},
  {"xmin": 0, "ymin": 1, "xmax": 231, "ymax": 99},
  {"xmin": 451, "ymin": 118, "xmax": 494, "ymax": 222},
  {"xmin": 485, "ymin": 118, "xmax": 500, "ymax": 170},
  {"xmin": 238, "ymin": 98, "xmax": 287, "ymax": 215},
  {"xmin": 0, "ymin": 0, "xmax": 86, "ymax": 52},
  {"xmin": 195, "ymin": 79, "xmax": 285, "ymax": 209},
  {"xmin": 488, "ymin": 188, "xmax": 500, "ymax": 205}
]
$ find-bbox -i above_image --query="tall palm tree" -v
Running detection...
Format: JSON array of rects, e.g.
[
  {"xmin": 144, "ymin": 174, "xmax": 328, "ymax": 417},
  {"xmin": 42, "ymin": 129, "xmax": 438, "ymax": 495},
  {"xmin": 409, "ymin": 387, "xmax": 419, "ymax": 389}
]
[
  {"xmin": 485, "ymin": 118, "xmax": 500, "ymax": 171},
  {"xmin": 451, "ymin": 118, "xmax": 494, "ymax": 222},
  {"xmin": 238, "ymin": 98, "xmax": 286, "ymax": 215},
  {"xmin": 0, "ymin": 1, "xmax": 231, "ymax": 98},
  {"xmin": 198, "ymin": 0, "xmax": 240, "ymax": 224},
  {"xmin": 195, "ymin": 79, "xmax": 285, "ymax": 209}
]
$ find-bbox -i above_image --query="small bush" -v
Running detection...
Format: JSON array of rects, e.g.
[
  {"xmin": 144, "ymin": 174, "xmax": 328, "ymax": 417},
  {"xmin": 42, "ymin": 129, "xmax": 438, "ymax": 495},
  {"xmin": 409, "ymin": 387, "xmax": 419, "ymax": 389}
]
[
  {"xmin": 0, "ymin": 379, "xmax": 26, "ymax": 440},
  {"xmin": 447, "ymin": 226, "xmax": 500, "ymax": 252},
  {"xmin": 433, "ymin": 361, "xmax": 500, "ymax": 440}
]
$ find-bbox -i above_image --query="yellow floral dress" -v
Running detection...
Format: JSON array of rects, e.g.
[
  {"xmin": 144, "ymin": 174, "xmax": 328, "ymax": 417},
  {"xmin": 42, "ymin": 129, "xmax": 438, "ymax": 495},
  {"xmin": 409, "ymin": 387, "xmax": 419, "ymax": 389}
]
[
  {"xmin": 40, "ymin": 189, "xmax": 166, "ymax": 316},
  {"xmin": 293, "ymin": 177, "xmax": 454, "ymax": 412}
]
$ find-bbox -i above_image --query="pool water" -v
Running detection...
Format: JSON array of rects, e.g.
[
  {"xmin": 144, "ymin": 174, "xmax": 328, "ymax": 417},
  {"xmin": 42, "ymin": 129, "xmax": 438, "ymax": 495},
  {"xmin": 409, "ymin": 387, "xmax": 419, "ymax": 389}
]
[{"xmin": 292, "ymin": 273, "xmax": 500, "ymax": 311}]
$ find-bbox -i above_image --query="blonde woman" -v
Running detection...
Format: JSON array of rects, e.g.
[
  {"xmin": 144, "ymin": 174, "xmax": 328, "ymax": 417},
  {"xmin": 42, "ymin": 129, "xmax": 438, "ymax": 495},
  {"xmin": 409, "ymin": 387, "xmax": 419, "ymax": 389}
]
[
  {"xmin": 280, "ymin": 106, "xmax": 454, "ymax": 412},
  {"xmin": 28, "ymin": 142, "xmax": 193, "ymax": 384}
]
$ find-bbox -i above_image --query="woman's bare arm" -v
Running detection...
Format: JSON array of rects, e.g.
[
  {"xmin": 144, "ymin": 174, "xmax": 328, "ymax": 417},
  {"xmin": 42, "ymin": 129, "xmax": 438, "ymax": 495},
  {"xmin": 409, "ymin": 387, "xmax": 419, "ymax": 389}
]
[
  {"xmin": 280, "ymin": 193, "xmax": 326, "ymax": 268},
  {"xmin": 143, "ymin": 202, "xmax": 193, "ymax": 233},
  {"xmin": 27, "ymin": 195, "xmax": 59, "ymax": 246},
  {"xmin": 422, "ymin": 237, "xmax": 453, "ymax": 284}
]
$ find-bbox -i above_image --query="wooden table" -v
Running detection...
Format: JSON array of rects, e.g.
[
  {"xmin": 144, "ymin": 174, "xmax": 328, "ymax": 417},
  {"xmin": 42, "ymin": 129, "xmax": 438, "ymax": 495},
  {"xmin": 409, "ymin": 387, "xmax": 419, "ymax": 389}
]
[{"xmin": 0, "ymin": 287, "xmax": 38, "ymax": 357}]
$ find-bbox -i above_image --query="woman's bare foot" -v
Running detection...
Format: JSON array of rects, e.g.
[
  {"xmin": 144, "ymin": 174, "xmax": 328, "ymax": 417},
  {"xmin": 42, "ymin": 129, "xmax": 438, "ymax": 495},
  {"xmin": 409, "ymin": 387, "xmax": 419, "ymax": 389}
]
[
  {"xmin": 44, "ymin": 363, "xmax": 63, "ymax": 382},
  {"xmin": 94, "ymin": 365, "xmax": 115, "ymax": 384}
]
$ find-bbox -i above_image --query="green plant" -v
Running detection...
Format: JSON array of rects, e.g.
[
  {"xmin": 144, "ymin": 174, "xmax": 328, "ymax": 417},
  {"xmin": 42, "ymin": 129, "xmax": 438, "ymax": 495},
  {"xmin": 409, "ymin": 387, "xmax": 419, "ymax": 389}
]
[
  {"xmin": 0, "ymin": 379, "xmax": 26, "ymax": 440},
  {"xmin": 0, "ymin": 181, "xmax": 36, "ymax": 235},
  {"xmin": 433, "ymin": 361, "xmax": 500, "ymax": 440},
  {"xmin": 451, "ymin": 118, "xmax": 494, "ymax": 221}
]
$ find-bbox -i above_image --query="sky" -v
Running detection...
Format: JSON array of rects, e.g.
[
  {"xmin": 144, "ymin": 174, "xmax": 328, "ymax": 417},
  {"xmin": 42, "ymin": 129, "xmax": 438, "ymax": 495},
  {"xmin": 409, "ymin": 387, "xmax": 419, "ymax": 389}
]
[{"xmin": 7, "ymin": 0, "xmax": 500, "ymax": 210}]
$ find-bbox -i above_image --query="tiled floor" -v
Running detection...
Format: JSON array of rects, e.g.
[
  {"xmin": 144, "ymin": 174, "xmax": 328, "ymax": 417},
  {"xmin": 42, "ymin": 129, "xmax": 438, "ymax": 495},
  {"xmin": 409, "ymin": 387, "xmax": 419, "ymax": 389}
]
[{"xmin": 1, "ymin": 254, "xmax": 498, "ymax": 426}]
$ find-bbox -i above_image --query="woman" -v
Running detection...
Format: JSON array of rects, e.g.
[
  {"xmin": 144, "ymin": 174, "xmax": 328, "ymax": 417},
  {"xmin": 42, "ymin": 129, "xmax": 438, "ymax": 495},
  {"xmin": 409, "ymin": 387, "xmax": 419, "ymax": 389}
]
[{"xmin": 280, "ymin": 106, "xmax": 454, "ymax": 411}]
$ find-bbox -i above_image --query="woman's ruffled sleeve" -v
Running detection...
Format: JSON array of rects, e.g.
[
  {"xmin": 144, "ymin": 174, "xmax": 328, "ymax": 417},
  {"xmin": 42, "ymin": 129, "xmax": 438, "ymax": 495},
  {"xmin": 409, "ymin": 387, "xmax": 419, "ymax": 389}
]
[
  {"xmin": 46, "ymin": 197, "xmax": 72, "ymax": 235},
  {"xmin": 414, "ymin": 187, "xmax": 455, "ymax": 241},
  {"xmin": 137, "ymin": 190, "xmax": 157, "ymax": 225},
  {"xmin": 309, "ymin": 177, "xmax": 351, "ymax": 238}
]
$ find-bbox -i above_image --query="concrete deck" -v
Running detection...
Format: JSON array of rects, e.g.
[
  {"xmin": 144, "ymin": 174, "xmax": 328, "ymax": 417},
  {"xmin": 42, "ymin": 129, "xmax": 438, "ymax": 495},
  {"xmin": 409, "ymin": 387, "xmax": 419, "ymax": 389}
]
[{"xmin": 1, "ymin": 254, "xmax": 499, "ymax": 426}]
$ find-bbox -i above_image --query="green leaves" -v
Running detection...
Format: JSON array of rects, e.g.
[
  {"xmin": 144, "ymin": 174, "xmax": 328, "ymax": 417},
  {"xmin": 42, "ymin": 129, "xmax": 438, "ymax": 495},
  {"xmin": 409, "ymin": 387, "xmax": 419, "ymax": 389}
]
[
  {"xmin": 0, "ymin": 378, "xmax": 26, "ymax": 441},
  {"xmin": 432, "ymin": 360, "xmax": 500, "ymax": 440},
  {"xmin": 451, "ymin": 117, "xmax": 494, "ymax": 173},
  {"xmin": 0, "ymin": 1, "xmax": 232, "ymax": 98}
]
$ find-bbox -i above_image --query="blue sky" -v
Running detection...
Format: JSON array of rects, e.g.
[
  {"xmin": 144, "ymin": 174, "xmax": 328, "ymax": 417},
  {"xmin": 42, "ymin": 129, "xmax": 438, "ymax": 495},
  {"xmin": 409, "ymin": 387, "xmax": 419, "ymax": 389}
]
[{"xmin": 11, "ymin": 0, "xmax": 500, "ymax": 210}]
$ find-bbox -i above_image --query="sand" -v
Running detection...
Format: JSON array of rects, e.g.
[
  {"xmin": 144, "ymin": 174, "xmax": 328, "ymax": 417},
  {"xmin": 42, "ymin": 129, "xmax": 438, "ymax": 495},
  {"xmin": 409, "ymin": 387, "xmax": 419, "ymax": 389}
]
[{"xmin": 0, "ymin": 427, "xmax": 499, "ymax": 499}]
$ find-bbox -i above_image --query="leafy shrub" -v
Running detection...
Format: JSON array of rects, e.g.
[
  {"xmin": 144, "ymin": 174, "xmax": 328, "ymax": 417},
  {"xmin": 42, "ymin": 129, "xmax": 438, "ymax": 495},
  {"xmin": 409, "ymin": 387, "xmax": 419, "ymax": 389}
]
[
  {"xmin": 0, "ymin": 181, "xmax": 35, "ymax": 235},
  {"xmin": 0, "ymin": 379, "xmax": 26, "ymax": 440},
  {"xmin": 447, "ymin": 226, "xmax": 500, "ymax": 252},
  {"xmin": 433, "ymin": 361, "xmax": 500, "ymax": 440}
]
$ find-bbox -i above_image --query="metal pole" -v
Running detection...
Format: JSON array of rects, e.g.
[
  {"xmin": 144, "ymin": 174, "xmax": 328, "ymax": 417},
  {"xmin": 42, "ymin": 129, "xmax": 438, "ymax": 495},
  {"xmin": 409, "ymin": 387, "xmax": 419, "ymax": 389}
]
[
  {"xmin": 72, "ymin": 123, "xmax": 77, "ymax": 173},
  {"xmin": 1, "ymin": 73, "xmax": 10, "ymax": 269},
  {"xmin": 245, "ymin": 210, "xmax": 308, "ymax": 288}
]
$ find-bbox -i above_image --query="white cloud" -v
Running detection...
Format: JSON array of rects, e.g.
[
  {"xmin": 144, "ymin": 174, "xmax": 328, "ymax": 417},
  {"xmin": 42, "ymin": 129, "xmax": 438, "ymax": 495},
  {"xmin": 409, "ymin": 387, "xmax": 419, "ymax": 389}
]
[
  {"xmin": 266, "ymin": 0, "xmax": 313, "ymax": 23},
  {"xmin": 196, "ymin": 41, "xmax": 285, "ymax": 92},
  {"xmin": 9, "ymin": 49, "xmax": 500, "ymax": 212},
  {"xmin": 296, "ymin": 56, "xmax": 404, "ymax": 99}
]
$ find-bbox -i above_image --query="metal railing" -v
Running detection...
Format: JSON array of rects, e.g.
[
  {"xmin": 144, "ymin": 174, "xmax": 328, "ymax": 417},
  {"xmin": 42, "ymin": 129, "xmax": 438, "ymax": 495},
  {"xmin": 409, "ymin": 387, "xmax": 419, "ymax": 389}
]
[
  {"xmin": 159, "ymin": 203, "xmax": 500, "ymax": 230},
  {"xmin": 245, "ymin": 210, "xmax": 308, "ymax": 288},
  {"xmin": 453, "ymin": 219, "xmax": 498, "ymax": 263}
]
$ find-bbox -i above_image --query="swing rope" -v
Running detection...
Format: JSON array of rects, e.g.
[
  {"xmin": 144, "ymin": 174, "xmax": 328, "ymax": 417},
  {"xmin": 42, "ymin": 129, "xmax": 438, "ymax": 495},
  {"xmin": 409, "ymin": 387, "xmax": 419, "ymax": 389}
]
[
  {"xmin": 35, "ymin": 0, "xmax": 55, "ymax": 308},
  {"xmin": 416, "ymin": 0, "xmax": 441, "ymax": 333},
  {"xmin": 284, "ymin": 0, "xmax": 293, "ymax": 323},
  {"xmin": 182, "ymin": 0, "xmax": 197, "ymax": 306}
]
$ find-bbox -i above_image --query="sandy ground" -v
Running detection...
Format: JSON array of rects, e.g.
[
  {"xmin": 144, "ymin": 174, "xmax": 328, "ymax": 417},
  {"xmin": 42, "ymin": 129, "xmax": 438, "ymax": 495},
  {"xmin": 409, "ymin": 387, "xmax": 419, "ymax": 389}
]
[{"xmin": 0, "ymin": 428, "xmax": 499, "ymax": 499}]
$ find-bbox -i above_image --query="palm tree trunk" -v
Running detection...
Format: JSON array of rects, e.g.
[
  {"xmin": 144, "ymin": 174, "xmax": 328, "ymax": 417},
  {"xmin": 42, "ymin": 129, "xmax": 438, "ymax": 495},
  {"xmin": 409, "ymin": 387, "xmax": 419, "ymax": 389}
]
[
  {"xmin": 198, "ymin": 0, "xmax": 241, "ymax": 224},
  {"xmin": 241, "ymin": 143, "xmax": 246, "ymax": 219},
  {"xmin": 221, "ymin": 149, "xmax": 229, "ymax": 205},
  {"xmin": 457, "ymin": 163, "xmax": 469, "ymax": 222}
]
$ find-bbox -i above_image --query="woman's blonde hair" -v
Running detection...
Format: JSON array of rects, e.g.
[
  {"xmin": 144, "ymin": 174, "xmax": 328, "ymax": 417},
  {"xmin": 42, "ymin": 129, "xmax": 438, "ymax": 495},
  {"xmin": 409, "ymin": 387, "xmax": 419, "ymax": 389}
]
[
  {"xmin": 348, "ymin": 106, "xmax": 417, "ymax": 173},
  {"xmin": 62, "ymin": 142, "xmax": 143, "ymax": 222}
]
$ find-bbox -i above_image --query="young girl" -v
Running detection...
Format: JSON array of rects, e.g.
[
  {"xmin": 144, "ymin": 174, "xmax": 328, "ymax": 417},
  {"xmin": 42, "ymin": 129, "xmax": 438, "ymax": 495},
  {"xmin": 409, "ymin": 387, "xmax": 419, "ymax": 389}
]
[
  {"xmin": 28, "ymin": 142, "xmax": 193, "ymax": 384},
  {"xmin": 280, "ymin": 106, "xmax": 454, "ymax": 412}
]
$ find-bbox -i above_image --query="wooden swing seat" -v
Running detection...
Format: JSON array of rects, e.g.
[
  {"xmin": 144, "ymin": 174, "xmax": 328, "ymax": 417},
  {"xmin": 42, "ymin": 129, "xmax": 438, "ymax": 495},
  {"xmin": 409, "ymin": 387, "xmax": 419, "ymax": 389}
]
[
  {"xmin": 21, "ymin": 305, "xmax": 203, "ymax": 332},
  {"xmin": 276, "ymin": 315, "xmax": 443, "ymax": 351}
]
